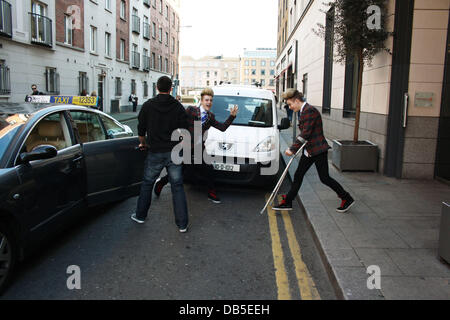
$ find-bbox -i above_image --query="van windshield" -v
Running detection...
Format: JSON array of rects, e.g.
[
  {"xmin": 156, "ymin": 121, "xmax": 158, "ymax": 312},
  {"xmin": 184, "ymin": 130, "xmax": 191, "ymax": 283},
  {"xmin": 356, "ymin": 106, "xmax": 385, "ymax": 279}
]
[{"xmin": 212, "ymin": 95, "xmax": 273, "ymax": 127}]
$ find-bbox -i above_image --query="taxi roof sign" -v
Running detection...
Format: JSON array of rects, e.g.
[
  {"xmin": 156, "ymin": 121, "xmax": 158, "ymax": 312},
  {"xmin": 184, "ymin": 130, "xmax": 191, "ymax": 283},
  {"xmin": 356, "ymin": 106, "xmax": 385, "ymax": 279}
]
[{"xmin": 25, "ymin": 95, "xmax": 98, "ymax": 107}]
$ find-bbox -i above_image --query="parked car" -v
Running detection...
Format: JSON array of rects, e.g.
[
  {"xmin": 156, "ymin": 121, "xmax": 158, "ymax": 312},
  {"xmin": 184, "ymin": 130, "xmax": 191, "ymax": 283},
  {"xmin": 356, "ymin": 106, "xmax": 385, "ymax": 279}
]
[
  {"xmin": 0, "ymin": 103, "xmax": 145, "ymax": 293},
  {"xmin": 205, "ymin": 85, "xmax": 290, "ymax": 185}
]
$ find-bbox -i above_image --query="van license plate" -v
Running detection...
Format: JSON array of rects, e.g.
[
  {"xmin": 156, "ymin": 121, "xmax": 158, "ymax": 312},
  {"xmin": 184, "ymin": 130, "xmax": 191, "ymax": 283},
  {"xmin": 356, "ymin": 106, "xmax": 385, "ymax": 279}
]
[{"xmin": 212, "ymin": 163, "xmax": 240, "ymax": 172}]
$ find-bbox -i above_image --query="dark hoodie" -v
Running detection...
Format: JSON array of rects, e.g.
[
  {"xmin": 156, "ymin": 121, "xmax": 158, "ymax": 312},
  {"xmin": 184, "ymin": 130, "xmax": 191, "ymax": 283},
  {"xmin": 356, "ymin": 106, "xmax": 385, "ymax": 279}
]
[{"xmin": 137, "ymin": 94, "xmax": 189, "ymax": 153}]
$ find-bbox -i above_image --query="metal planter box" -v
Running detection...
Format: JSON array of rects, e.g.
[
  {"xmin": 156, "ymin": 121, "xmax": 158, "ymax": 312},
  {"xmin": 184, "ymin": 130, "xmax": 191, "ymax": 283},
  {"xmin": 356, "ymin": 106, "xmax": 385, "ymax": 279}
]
[
  {"xmin": 438, "ymin": 202, "xmax": 450, "ymax": 264},
  {"xmin": 332, "ymin": 140, "xmax": 378, "ymax": 172}
]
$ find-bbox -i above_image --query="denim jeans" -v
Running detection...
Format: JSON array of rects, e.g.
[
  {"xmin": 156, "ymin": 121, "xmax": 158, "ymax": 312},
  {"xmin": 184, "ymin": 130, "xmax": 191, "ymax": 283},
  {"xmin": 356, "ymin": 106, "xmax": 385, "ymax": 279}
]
[{"xmin": 136, "ymin": 151, "xmax": 188, "ymax": 228}]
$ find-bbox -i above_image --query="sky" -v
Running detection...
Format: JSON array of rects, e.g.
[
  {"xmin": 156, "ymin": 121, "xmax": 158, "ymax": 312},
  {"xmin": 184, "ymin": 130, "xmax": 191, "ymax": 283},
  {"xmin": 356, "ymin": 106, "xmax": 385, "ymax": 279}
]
[{"xmin": 179, "ymin": 0, "xmax": 278, "ymax": 59}]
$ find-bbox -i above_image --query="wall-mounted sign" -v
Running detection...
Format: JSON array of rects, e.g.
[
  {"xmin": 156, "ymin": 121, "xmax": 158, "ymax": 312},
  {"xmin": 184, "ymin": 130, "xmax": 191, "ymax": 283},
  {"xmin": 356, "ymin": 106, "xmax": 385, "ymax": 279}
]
[{"xmin": 415, "ymin": 92, "xmax": 434, "ymax": 107}]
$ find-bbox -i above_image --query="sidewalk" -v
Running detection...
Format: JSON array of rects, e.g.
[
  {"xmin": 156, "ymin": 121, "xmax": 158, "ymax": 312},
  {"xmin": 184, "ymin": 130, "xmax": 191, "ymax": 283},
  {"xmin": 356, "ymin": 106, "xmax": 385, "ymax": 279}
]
[{"xmin": 278, "ymin": 110, "xmax": 450, "ymax": 300}]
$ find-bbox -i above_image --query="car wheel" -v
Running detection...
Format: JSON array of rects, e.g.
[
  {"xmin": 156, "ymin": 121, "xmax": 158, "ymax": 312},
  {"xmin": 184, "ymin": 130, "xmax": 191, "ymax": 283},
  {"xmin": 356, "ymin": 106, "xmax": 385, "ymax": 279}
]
[{"xmin": 0, "ymin": 223, "xmax": 16, "ymax": 295}]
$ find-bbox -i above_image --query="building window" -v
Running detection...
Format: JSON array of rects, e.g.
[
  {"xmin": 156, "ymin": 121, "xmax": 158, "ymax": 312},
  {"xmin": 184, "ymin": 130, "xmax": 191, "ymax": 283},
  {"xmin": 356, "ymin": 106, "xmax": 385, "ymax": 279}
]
[
  {"xmin": 251, "ymin": 60, "xmax": 256, "ymax": 66},
  {"xmin": 270, "ymin": 69, "xmax": 275, "ymax": 76},
  {"xmin": 159, "ymin": 0, "xmax": 162, "ymax": 13},
  {"xmin": 172, "ymin": 12, "xmax": 175, "ymax": 27},
  {"xmin": 159, "ymin": 55, "xmax": 162, "ymax": 71},
  {"xmin": 206, "ymin": 71, "xmax": 210, "ymax": 77},
  {"xmin": 105, "ymin": 32, "xmax": 111, "ymax": 57},
  {"xmin": 90, "ymin": 26, "xmax": 97, "ymax": 53},
  {"xmin": 45, "ymin": 67, "xmax": 59, "ymax": 94},
  {"xmin": 270, "ymin": 60, "xmax": 275, "ymax": 67},
  {"xmin": 159, "ymin": 27, "xmax": 162, "ymax": 42},
  {"xmin": 132, "ymin": 8, "xmax": 140, "ymax": 34},
  {"xmin": 120, "ymin": 1, "xmax": 126, "ymax": 19},
  {"xmin": 245, "ymin": 69, "xmax": 249, "ymax": 75},
  {"xmin": 261, "ymin": 60, "xmax": 266, "ymax": 66},
  {"xmin": 105, "ymin": 0, "xmax": 111, "ymax": 10},
  {"xmin": 165, "ymin": 32, "xmax": 168, "ymax": 46},
  {"xmin": 78, "ymin": 72, "xmax": 89, "ymax": 95},
  {"xmin": 115, "ymin": 77, "xmax": 122, "ymax": 96},
  {"xmin": 165, "ymin": 58, "xmax": 168, "ymax": 73},
  {"xmin": 343, "ymin": 54, "xmax": 359, "ymax": 118},
  {"xmin": 261, "ymin": 79, "xmax": 265, "ymax": 86},
  {"xmin": 131, "ymin": 79, "xmax": 136, "ymax": 94},
  {"xmin": 0, "ymin": 61, "xmax": 11, "ymax": 95},
  {"xmin": 251, "ymin": 69, "xmax": 256, "ymax": 75},
  {"xmin": 261, "ymin": 69, "xmax": 266, "ymax": 76},
  {"xmin": 269, "ymin": 79, "xmax": 275, "ymax": 86},
  {"xmin": 245, "ymin": 60, "xmax": 249, "ymax": 66},
  {"xmin": 31, "ymin": 1, "xmax": 52, "ymax": 46},
  {"xmin": 152, "ymin": 52, "xmax": 156, "ymax": 69},
  {"xmin": 120, "ymin": 39, "xmax": 125, "ymax": 60},
  {"xmin": 165, "ymin": 5, "xmax": 168, "ymax": 18},
  {"xmin": 143, "ymin": 81, "xmax": 148, "ymax": 97},
  {"xmin": 152, "ymin": 22, "xmax": 156, "ymax": 38},
  {"xmin": 171, "ymin": 36, "xmax": 175, "ymax": 53},
  {"xmin": 64, "ymin": 15, "xmax": 73, "ymax": 45},
  {"xmin": 322, "ymin": 6, "xmax": 335, "ymax": 115}
]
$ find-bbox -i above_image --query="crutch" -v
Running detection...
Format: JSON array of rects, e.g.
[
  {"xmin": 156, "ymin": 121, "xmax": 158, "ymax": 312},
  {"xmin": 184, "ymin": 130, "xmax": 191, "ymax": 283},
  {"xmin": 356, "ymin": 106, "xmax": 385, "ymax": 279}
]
[{"xmin": 260, "ymin": 141, "xmax": 307, "ymax": 215}]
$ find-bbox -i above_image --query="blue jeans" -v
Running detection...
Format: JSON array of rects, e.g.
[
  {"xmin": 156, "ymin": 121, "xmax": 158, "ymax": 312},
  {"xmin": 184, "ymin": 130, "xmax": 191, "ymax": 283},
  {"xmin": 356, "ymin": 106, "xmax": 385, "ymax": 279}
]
[{"xmin": 136, "ymin": 151, "xmax": 188, "ymax": 228}]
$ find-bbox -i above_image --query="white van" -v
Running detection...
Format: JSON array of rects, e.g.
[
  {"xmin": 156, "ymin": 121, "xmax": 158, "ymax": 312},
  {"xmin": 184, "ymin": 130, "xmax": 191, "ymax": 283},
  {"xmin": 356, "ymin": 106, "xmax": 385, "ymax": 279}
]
[{"xmin": 204, "ymin": 85, "xmax": 290, "ymax": 186}]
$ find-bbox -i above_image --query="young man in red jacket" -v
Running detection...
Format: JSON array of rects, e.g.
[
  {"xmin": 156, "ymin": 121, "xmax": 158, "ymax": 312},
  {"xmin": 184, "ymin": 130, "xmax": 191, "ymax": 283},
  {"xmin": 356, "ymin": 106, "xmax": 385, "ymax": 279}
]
[
  {"xmin": 273, "ymin": 89, "xmax": 354, "ymax": 213},
  {"xmin": 154, "ymin": 87, "xmax": 238, "ymax": 203}
]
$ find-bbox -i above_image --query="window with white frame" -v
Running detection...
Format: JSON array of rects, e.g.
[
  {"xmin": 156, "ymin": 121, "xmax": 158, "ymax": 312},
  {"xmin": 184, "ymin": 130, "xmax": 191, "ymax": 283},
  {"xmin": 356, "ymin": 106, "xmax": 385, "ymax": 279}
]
[
  {"xmin": 78, "ymin": 71, "xmax": 89, "ymax": 94},
  {"xmin": 120, "ymin": 0, "xmax": 126, "ymax": 19},
  {"xmin": 64, "ymin": 15, "xmax": 73, "ymax": 45},
  {"xmin": 152, "ymin": 22, "xmax": 156, "ymax": 38},
  {"xmin": 45, "ymin": 67, "xmax": 59, "ymax": 94},
  {"xmin": 120, "ymin": 39, "xmax": 125, "ymax": 60},
  {"xmin": 90, "ymin": 26, "xmax": 97, "ymax": 53},
  {"xmin": 105, "ymin": 32, "xmax": 111, "ymax": 57},
  {"xmin": 105, "ymin": 0, "xmax": 111, "ymax": 10}
]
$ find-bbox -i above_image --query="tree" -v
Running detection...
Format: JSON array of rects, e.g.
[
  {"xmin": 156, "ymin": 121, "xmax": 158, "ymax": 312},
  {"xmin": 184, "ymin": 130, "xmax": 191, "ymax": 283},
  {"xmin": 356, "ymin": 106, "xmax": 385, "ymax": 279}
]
[{"xmin": 315, "ymin": 0, "xmax": 391, "ymax": 142}]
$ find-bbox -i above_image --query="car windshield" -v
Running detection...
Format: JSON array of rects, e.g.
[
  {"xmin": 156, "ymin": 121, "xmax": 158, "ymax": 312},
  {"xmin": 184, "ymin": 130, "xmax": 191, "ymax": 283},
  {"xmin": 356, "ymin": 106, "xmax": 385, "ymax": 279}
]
[
  {"xmin": 0, "ymin": 113, "xmax": 32, "ymax": 161},
  {"xmin": 212, "ymin": 95, "xmax": 273, "ymax": 127}
]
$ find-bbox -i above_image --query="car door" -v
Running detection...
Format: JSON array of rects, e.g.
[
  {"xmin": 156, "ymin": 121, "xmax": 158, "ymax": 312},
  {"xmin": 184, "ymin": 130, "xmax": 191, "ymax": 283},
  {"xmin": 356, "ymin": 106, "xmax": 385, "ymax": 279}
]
[
  {"xmin": 15, "ymin": 111, "xmax": 85, "ymax": 240},
  {"xmin": 97, "ymin": 113, "xmax": 146, "ymax": 198},
  {"xmin": 69, "ymin": 110, "xmax": 144, "ymax": 206}
]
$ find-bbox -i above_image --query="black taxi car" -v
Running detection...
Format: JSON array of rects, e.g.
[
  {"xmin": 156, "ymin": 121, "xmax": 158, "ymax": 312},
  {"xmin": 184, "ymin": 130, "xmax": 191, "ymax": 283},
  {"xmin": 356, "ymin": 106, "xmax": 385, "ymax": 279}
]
[{"xmin": 0, "ymin": 100, "xmax": 145, "ymax": 293}]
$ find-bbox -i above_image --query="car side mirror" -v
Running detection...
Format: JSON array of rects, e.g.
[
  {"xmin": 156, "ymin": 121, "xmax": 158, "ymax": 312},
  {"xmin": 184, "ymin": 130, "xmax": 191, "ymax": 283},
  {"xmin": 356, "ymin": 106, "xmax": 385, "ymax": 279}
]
[
  {"xmin": 277, "ymin": 117, "xmax": 291, "ymax": 130},
  {"xmin": 20, "ymin": 145, "xmax": 57, "ymax": 163}
]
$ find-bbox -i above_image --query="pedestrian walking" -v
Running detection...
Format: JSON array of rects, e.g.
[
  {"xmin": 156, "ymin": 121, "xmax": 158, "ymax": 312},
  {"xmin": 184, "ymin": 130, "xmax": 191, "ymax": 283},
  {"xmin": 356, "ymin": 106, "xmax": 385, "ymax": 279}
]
[
  {"xmin": 284, "ymin": 103, "xmax": 293, "ymax": 122},
  {"xmin": 272, "ymin": 89, "xmax": 355, "ymax": 213},
  {"xmin": 130, "ymin": 92, "xmax": 138, "ymax": 112},
  {"xmin": 153, "ymin": 87, "xmax": 238, "ymax": 204},
  {"xmin": 131, "ymin": 76, "xmax": 190, "ymax": 233}
]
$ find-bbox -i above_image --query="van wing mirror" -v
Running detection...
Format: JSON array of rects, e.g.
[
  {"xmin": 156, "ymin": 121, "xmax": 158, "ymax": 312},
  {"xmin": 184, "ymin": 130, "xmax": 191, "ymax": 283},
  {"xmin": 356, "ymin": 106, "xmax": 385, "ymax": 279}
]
[{"xmin": 278, "ymin": 117, "xmax": 290, "ymax": 130}]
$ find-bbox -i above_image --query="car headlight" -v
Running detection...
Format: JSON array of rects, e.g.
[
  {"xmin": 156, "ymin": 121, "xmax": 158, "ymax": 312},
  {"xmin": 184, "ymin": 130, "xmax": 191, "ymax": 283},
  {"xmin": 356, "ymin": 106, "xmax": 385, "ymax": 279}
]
[{"xmin": 254, "ymin": 136, "xmax": 275, "ymax": 152}]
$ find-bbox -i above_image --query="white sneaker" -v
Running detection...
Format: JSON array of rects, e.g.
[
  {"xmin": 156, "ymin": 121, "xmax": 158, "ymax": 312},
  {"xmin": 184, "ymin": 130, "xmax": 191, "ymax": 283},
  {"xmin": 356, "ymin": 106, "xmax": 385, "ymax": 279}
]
[
  {"xmin": 179, "ymin": 227, "xmax": 188, "ymax": 233},
  {"xmin": 131, "ymin": 213, "xmax": 145, "ymax": 224}
]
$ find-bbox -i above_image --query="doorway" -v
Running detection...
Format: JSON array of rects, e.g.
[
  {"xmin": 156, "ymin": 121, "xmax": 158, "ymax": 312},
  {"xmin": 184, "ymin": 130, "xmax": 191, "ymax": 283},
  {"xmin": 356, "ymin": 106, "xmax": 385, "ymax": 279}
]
[
  {"xmin": 97, "ymin": 74, "xmax": 104, "ymax": 111},
  {"xmin": 384, "ymin": 0, "xmax": 415, "ymax": 178}
]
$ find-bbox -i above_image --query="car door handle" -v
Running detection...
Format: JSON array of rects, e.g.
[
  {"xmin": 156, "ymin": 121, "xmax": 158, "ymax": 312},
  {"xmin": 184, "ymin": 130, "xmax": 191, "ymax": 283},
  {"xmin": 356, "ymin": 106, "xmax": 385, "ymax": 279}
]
[{"xmin": 73, "ymin": 155, "xmax": 84, "ymax": 162}]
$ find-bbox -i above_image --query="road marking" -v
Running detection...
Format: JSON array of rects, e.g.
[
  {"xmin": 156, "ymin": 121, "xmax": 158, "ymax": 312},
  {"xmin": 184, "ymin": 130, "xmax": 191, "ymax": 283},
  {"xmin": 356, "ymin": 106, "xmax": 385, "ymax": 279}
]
[
  {"xmin": 278, "ymin": 196, "xmax": 321, "ymax": 300},
  {"xmin": 265, "ymin": 194, "xmax": 291, "ymax": 300},
  {"xmin": 265, "ymin": 194, "xmax": 321, "ymax": 300}
]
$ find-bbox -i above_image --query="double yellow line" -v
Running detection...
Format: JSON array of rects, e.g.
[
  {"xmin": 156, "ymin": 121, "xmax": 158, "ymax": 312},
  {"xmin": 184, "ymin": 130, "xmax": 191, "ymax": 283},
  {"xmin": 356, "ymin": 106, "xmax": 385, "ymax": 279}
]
[{"xmin": 266, "ymin": 194, "xmax": 321, "ymax": 300}]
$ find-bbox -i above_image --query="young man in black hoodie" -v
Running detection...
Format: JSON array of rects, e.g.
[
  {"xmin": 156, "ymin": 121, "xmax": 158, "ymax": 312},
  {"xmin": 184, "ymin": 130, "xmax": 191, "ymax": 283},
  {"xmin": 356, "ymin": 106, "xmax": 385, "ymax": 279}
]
[{"xmin": 131, "ymin": 76, "xmax": 190, "ymax": 233}]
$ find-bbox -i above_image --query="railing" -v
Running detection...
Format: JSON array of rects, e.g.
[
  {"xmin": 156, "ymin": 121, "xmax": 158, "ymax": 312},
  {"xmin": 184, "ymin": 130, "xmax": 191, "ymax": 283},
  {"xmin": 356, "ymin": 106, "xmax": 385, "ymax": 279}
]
[
  {"xmin": 29, "ymin": 12, "xmax": 52, "ymax": 47},
  {"xmin": 132, "ymin": 15, "xmax": 140, "ymax": 34},
  {"xmin": 143, "ymin": 55, "xmax": 150, "ymax": 71},
  {"xmin": 0, "ymin": 64, "xmax": 10, "ymax": 94},
  {"xmin": 131, "ymin": 51, "xmax": 140, "ymax": 69},
  {"xmin": 143, "ymin": 22, "xmax": 150, "ymax": 39},
  {"xmin": 0, "ymin": 0, "xmax": 12, "ymax": 37}
]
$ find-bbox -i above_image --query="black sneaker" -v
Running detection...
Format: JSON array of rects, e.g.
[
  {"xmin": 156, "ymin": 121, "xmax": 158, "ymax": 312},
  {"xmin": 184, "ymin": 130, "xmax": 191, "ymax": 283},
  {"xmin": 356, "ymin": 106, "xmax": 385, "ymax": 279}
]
[
  {"xmin": 336, "ymin": 196, "xmax": 355, "ymax": 213},
  {"xmin": 154, "ymin": 178, "xmax": 166, "ymax": 197},
  {"xmin": 208, "ymin": 190, "xmax": 221, "ymax": 204},
  {"xmin": 272, "ymin": 199, "xmax": 292, "ymax": 211}
]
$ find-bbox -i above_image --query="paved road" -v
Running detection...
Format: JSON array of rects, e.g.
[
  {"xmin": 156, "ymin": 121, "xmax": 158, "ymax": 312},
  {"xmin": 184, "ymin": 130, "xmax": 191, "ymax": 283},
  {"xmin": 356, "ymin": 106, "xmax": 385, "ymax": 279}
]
[{"xmin": 1, "ymin": 118, "xmax": 336, "ymax": 300}]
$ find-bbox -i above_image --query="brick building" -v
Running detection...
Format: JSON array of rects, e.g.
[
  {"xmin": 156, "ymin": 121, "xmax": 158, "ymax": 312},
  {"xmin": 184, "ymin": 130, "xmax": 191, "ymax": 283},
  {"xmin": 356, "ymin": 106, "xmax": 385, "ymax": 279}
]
[{"xmin": 0, "ymin": 0, "xmax": 181, "ymax": 112}]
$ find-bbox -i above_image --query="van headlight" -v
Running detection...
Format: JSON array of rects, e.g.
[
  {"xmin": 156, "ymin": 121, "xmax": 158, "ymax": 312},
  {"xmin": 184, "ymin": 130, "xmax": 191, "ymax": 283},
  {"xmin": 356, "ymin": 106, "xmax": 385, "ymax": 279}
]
[{"xmin": 254, "ymin": 136, "xmax": 275, "ymax": 152}]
